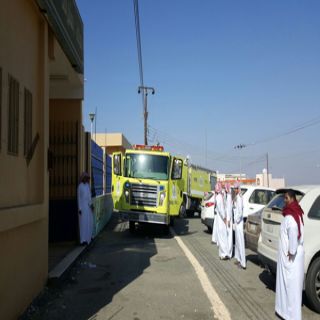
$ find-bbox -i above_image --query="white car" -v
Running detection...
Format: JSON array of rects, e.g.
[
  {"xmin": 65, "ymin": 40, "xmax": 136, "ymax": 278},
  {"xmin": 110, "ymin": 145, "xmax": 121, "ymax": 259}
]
[
  {"xmin": 233, "ymin": 185, "xmax": 275, "ymax": 222},
  {"xmin": 201, "ymin": 191, "xmax": 215, "ymax": 233},
  {"xmin": 258, "ymin": 186, "xmax": 320, "ymax": 313}
]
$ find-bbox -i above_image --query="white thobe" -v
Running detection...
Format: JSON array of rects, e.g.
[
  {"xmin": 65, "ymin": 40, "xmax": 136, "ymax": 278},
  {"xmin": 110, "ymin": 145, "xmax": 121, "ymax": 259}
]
[
  {"xmin": 226, "ymin": 193, "xmax": 233, "ymax": 258},
  {"xmin": 211, "ymin": 194, "xmax": 218, "ymax": 244},
  {"xmin": 234, "ymin": 194, "xmax": 246, "ymax": 268},
  {"xmin": 77, "ymin": 182, "xmax": 94, "ymax": 244},
  {"xmin": 215, "ymin": 193, "xmax": 228, "ymax": 258},
  {"xmin": 275, "ymin": 215, "xmax": 304, "ymax": 320}
]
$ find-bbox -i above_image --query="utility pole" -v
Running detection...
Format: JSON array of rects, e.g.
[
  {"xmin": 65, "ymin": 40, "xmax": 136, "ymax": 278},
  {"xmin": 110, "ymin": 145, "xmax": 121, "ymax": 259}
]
[
  {"xmin": 138, "ymin": 86, "xmax": 155, "ymax": 145},
  {"xmin": 234, "ymin": 144, "xmax": 247, "ymax": 181},
  {"xmin": 89, "ymin": 112, "xmax": 95, "ymax": 140},
  {"xmin": 266, "ymin": 152, "xmax": 270, "ymax": 187},
  {"xmin": 205, "ymin": 129, "xmax": 208, "ymax": 167}
]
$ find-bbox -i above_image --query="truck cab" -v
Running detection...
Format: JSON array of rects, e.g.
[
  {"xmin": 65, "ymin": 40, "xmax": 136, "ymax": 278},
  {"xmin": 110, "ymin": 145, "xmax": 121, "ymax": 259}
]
[{"xmin": 112, "ymin": 145, "xmax": 184, "ymax": 232}]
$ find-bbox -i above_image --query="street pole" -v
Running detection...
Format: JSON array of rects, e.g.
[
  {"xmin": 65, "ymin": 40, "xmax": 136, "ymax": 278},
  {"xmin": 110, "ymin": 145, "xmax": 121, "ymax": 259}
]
[
  {"xmin": 144, "ymin": 91, "xmax": 148, "ymax": 145},
  {"xmin": 205, "ymin": 129, "xmax": 207, "ymax": 167},
  {"xmin": 138, "ymin": 86, "xmax": 155, "ymax": 145},
  {"xmin": 266, "ymin": 152, "xmax": 270, "ymax": 187},
  {"xmin": 95, "ymin": 107, "xmax": 97, "ymax": 142},
  {"xmin": 89, "ymin": 113, "xmax": 95, "ymax": 140},
  {"xmin": 234, "ymin": 144, "xmax": 247, "ymax": 182}
]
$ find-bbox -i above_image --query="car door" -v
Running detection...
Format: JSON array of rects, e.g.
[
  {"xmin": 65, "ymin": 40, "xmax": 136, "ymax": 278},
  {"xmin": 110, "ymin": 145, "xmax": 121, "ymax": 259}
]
[
  {"xmin": 169, "ymin": 157, "xmax": 183, "ymax": 215},
  {"xmin": 112, "ymin": 152, "xmax": 123, "ymax": 210}
]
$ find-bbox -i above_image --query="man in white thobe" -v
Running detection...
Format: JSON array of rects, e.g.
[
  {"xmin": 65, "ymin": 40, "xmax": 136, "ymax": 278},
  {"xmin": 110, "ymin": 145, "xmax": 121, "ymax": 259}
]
[
  {"xmin": 215, "ymin": 183, "xmax": 228, "ymax": 260},
  {"xmin": 211, "ymin": 192, "xmax": 218, "ymax": 245},
  {"xmin": 233, "ymin": 183, "xmax": 246, "ymax": 269},
  {"xmin": 225, "ymin": 183, "xmax": 233, "ymax": 259},
  {"xmin": 275, "ymin": 190, "xmax": 304, "ymax": 320},
  {"xmin": 77, "ymin": 172, "xmax": 94, "ymax": 245}
]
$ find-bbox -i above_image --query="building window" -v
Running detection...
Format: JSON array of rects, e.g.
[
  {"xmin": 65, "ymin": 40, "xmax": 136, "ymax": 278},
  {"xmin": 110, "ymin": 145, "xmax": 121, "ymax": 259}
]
[
  {"xmin": 24, "ymin": 88, "xmax": 32, "ymax": 156},
  {"xmin": 0, "ymin": 68, "xmax": 2, "ymax": 150},
  {"xmin": 7, "ymin": 75, "xmax": 20, "ymax": 155}
]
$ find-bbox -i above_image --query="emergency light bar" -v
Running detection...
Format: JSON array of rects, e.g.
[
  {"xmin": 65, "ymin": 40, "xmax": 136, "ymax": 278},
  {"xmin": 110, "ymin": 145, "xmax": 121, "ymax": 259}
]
[{"xmin": 133, "ymin": 145, "xmax": 164, "ymax": 152}]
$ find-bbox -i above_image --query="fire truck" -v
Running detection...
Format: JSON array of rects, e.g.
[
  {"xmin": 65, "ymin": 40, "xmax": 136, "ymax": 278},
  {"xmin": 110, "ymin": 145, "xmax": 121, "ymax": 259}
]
[{"xmin": 112, "ymin": 145, "xmax": 216, "ymax": 232}]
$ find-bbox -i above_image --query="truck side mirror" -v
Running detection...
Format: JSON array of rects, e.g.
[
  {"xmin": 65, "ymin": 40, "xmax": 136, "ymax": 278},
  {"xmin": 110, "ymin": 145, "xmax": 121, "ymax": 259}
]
[
  {"xmin": 113, "ymin": 154, "xmax": 122, "ymax": 176},
  {"xmin": 172, "ymin": 158, "xmax": 183, "ymax": 180}
]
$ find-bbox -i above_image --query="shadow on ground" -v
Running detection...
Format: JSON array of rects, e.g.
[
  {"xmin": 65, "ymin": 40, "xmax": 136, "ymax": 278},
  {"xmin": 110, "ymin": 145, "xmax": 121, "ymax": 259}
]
[{"xmin": 21, "ymin": 214, "xmax": 175, "ymax": 320}]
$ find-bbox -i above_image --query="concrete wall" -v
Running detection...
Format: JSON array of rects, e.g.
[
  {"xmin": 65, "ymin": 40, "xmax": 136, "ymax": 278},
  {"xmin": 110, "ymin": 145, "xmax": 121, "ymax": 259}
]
[{"xmin": 0, "ymin": 0, "xmax": 49, "ymax": 318}]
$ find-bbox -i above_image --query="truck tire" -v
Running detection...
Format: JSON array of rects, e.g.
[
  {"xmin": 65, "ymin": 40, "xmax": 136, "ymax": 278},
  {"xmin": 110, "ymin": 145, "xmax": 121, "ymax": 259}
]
[
  {"xmin": 305, "ymin": 256, "xmax": 320, "ymax": 313},
  {"xmin": 169, "ymin": 217, "xmax": 175, "ymax": 227},
  {"xmin": 129, "ymin": 221, "xmax": 135, "ymax": 234},
  {"xmin": 179, "ymin": 204, "xmax": 186, "ymax": 218}
]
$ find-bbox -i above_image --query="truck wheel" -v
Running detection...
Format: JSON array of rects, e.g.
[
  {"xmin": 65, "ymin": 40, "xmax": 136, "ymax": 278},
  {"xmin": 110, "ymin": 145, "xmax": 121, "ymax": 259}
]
[
  {"xmin": 305, "ymin": 256, "xmax": 320, "ymax": 313},
  {"xmin": 170, "ymin": 217, "xmax": 175, "ymax": 227},
  {"xmin": 179, "ymin": 204, "xmax": 186, "ymax": 218},
  {"xmin": 129, "ymin": 221, "xmax": 135, "ymax": 234}
]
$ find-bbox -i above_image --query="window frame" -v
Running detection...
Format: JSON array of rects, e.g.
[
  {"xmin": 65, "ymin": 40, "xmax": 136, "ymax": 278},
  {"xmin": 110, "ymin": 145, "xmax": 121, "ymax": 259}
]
[
  {"xmin": 308, "ymin": 195, "xmax": 320, "ymax": 220},
  {"xmin": 7, "ymin": 74, "xmax": 20, "ymax": 156},
  {"xmin": 249, "ymin": 189, "xmax": 274, "ymax": 205},
  {"xmin": 24, "ymin": 88, "xmax": 32, "ymax": 156}
]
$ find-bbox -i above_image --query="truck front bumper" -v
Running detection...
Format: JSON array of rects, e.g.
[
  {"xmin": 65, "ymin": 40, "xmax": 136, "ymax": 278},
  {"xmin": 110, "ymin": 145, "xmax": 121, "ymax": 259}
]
[{"xmin": 119, "ymin": 211, "xmax": 170, "ymax": 225}]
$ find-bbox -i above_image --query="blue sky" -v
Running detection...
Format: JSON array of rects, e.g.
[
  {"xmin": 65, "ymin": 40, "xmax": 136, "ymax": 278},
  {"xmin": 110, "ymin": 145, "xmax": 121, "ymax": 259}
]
[{"xmin": 76, "ymin": 0, "xmax": 320, "ymax": 185}]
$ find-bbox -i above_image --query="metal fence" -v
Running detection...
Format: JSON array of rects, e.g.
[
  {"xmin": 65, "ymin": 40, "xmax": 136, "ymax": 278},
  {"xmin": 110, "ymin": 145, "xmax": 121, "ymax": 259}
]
[{"xmin": 91, "ymin": 140, "xmax": 104, "ymax": 196}]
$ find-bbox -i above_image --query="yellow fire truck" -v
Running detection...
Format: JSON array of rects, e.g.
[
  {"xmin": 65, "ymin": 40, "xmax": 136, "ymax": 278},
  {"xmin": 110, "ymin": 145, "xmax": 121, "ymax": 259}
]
[{"xmin": 112, "ymin": 145, "xmax": 216, "ymax": 232}]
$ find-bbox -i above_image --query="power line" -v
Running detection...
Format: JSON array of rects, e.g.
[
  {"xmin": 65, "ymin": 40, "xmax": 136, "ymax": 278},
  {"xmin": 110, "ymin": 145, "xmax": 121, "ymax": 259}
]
[
  {"xmin": 148, "ymin": 125, "xmax": 265, "ymax": 164},
  {"xmin": 248, "ymin": 115, "xmax": 320, "ymax": 147},
  {"xmin": 133, "ymin": 0, "xmax": 144, "ymax": 87}
]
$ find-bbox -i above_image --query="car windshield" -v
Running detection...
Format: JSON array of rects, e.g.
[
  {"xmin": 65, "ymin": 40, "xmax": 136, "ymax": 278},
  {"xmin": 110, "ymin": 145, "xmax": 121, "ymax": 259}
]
[
  {"xmin": 267, "ymin": 192, "xmax": 304, "ymax": 211},
  {"xmin": 124, "ymin": 153, "xmax": 169, "ymax": 180}
]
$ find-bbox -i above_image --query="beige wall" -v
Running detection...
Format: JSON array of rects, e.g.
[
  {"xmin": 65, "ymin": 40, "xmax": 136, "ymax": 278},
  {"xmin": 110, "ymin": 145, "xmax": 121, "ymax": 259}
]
[
  {"xmin": 0, "ymin": 0, "xmax": 49, "ymax": 319},
  {"xmin": 0, "ymin": 0, "xmax": 47, "ymax": 208},
  {"xmin": 95, "ymin": 133, "xmax": 131, "ymax": 156}
]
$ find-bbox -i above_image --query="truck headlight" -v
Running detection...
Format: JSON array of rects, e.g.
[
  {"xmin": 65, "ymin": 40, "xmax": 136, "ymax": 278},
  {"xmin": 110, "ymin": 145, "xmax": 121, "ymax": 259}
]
[
  {"xmin": 159, "ymin": 192, "xmax": 166, "ymax": 206},
  {"xmin": 125, "ymin": 190, "xmax": 130, "ymax": 203}
]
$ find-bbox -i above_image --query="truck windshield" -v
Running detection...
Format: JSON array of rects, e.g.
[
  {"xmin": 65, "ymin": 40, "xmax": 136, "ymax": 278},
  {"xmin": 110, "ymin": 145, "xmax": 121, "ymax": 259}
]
[{"xmin": 124, "ymin": 154, "xmax": 169, "ymax": 180}]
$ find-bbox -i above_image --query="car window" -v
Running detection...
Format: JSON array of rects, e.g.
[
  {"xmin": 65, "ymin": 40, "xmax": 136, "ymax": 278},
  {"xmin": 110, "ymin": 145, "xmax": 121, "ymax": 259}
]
[
  {"xmin": 203, "ymin": 192, "xmax": 213, "ymax": 201},
  {"xmin": 249, "ymin": 190, "xmax": 274, "ymax": 205},
  {"xmin": 241, "ymin": 188, "xmax": 248, "ymax": 195},
  {"xmin": 308, "ymin": 195, "xmax": 320, "ymax": 220},
  {"xmin": 268, "ymin": 192, "xmax": 303, "ymax": 210}
]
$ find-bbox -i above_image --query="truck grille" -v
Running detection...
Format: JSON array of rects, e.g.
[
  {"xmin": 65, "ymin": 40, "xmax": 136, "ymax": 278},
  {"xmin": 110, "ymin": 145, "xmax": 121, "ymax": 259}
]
[{"xmin": 130, "ymin": 184, "xmax": 158, "ymax": 207}]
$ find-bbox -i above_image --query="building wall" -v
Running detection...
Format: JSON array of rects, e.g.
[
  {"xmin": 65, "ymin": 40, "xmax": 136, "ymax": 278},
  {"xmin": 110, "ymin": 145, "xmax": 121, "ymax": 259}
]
[
  {"xmin": 256, "ymin": 173, "xmax": 286, "ymax": 189},
  {"xmin": 0, "ymin": 0, "xmax": 49, "ymax": 319}
]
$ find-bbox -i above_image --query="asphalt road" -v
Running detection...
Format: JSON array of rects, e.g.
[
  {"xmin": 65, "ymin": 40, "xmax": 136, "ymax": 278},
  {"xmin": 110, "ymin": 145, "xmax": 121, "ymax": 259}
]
[{"xmin": 23, "ymin": 215, "xmax": 319, "ymax": 320}]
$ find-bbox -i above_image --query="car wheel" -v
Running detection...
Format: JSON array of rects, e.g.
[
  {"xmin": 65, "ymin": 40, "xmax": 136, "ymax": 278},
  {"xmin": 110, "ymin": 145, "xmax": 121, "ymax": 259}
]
[
  {"xmin": 207, "ymin": 226, "xmax": 212, "ymax": 233},
  {"xmin": 305, "ymin": 256, "xmax": 320, "ymax": 313},
  {"xmin": 129, "ymin": 221, "xmax": 135, "ymax": 234}
]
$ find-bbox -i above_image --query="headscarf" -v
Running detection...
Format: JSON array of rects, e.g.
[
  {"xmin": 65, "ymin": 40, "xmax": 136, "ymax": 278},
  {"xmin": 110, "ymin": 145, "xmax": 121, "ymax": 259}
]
[
  {"xmin": 234, "ymin": 181, "xmax": 241, "ymax": 190},
  {"xmin": 215, "ymin": 182, "xmax": 222, "ymax": 194},
  {"xmin": 282, "ymin": 200, "xmax": 304, "ymax": 239},
  {"xmin": 80, "ymin": 172, "xmax": 90, "ymax": 183},
  {"xmin": 225, "ymin": 182, "xmax": 231, "ymax": 193}
]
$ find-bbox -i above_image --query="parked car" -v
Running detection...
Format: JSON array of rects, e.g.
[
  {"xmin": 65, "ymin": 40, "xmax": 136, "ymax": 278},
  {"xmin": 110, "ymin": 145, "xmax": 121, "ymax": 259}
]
[
  {"xmin": 233, "ymin": 185, "xmax": 275, "ymax": 222},
  {"xmin": 201, "ymin": 191, "xmax": 215, "ymax": 233},
  {"xmin": 245, "ymin": 209, "xmax": 264, "ymax": 252},
  {"xmin": 258, "ymin": 186, "xmax": 320, "ymax": 313}
]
